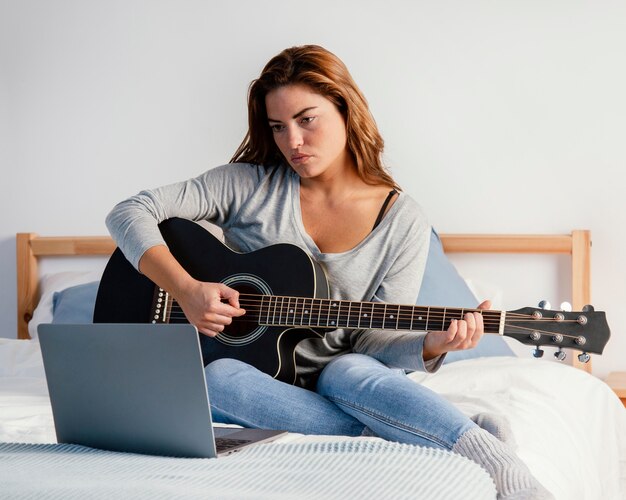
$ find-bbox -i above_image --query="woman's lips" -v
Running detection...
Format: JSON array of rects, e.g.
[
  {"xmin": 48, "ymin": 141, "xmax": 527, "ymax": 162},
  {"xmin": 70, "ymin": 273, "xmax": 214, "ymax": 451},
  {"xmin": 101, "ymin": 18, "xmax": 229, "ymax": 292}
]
[{"xmin": 291, "ymin": 154, "xmax": 311, "ymax": 164}]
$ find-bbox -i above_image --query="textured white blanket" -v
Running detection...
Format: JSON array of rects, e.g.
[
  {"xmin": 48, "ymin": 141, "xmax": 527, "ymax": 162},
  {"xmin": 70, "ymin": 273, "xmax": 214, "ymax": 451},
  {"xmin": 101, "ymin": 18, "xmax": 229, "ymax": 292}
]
[{"xmin": 0, "ymin": 440, "xmax": 496, "ymax": 499}]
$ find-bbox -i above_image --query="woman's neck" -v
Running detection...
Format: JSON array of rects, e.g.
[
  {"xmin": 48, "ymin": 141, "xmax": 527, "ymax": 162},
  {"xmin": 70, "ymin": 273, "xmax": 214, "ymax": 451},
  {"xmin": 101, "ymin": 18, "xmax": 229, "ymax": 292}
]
[{"xmin": 299, "ymin": 165, "xmax": 366, "ymax": 207}]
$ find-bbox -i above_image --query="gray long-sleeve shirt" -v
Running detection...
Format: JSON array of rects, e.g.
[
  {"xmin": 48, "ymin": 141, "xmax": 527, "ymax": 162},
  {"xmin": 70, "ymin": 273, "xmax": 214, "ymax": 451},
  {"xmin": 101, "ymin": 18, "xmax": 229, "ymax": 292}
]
[{"xmin": 106, "ymin": 163, "xmax": 442, "ymax": 388}]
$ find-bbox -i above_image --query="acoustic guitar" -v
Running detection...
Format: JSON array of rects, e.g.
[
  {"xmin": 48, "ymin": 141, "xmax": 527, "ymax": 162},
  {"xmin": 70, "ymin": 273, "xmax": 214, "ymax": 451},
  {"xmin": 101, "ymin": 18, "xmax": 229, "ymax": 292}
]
[{"xmin": 94, "ymin": 218, "xmax": 611, "ymax": 384}]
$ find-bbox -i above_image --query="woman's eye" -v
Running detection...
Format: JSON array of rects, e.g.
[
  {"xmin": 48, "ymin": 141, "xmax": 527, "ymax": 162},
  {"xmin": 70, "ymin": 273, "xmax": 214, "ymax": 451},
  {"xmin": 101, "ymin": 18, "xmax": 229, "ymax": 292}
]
[
  {"xmin": 270, "ymin": 124, "xmax": 284, "ymax": 133},
  {"xmin": 301, "ymin": 116, "xmax": 315, "ymax": 125}
]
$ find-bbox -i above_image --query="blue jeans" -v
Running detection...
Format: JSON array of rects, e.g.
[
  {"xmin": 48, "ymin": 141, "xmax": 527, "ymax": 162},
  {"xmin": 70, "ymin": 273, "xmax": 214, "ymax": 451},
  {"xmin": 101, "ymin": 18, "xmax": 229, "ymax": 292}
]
[{"xmin": 205, "ymin": 353, "xmax": 475, "ymax": 450}]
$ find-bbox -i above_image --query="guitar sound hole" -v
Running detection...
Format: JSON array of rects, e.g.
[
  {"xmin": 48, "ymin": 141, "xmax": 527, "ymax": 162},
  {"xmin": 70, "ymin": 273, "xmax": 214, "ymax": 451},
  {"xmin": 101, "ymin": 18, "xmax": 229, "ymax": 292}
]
[{"xmin": 223, "ymin": 283, "xmax": 262, "ymax": 339}]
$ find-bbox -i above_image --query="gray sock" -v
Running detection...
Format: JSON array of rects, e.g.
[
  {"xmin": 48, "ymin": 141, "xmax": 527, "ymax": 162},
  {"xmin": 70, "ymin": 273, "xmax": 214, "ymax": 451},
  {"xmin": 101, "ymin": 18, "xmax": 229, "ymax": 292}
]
[
  {"xmin": 471, "ymin": 412, "xmax": 517, "ymax": 447},
  {"xmin": 453, "ymin": 427, "xmax": 554, "ymax": 500}
]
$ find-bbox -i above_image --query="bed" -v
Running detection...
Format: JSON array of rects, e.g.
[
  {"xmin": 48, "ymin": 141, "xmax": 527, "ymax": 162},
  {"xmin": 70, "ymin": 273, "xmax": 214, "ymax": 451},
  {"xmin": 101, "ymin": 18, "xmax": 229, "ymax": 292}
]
[{"xmin": 2, "ymin": 228, "xmax": 625, "ymax": 499}]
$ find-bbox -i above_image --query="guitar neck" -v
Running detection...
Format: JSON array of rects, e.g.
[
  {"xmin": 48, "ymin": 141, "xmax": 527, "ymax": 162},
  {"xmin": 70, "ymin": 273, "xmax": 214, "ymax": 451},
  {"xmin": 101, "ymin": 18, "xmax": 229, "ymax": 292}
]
[{"xmin": 250, "ymin": 295, "xmax": 504, "ymax": 334}]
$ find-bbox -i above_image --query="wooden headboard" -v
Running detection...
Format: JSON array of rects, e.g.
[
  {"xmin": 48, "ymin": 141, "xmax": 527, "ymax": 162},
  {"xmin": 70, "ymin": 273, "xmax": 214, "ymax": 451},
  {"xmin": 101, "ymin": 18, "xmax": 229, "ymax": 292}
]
[{"xmin": 15, "ymin": 230, "xmax": 592, "ymax": 371}]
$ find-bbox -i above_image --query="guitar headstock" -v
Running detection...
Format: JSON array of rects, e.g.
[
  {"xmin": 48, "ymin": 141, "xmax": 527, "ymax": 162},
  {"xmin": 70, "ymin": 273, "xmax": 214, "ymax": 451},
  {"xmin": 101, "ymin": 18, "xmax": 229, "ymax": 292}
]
[{"xmin": 503, "ymin": 303, "xmax": 610, "ymax": 360}]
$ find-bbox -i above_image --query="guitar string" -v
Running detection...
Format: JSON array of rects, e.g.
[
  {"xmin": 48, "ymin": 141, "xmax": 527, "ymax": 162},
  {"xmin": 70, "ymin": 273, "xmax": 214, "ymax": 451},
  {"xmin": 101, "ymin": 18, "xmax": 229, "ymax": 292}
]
[
  {"xmin": 161, "ymin": 297, "xmax": 576, "ymax": 322},
  {"xmin": 156, "ymin": 290, "xmax": 550, "ymax": 320},
  {"xmin": 158, "ymin": 293, "xmax": 559, "ymax": 319},
  {"xmin": 162, "ymin": 301, "xmax": 576, "ymax": 324},
  {"xmin": 154, "ymin": 294, "xmax": 590, "ymax": 342},
  {"xmin": 159, "ymin": 309, "xmax": 584, "ymax": 339},
  {"xmin": 162, "ymin": 307, "xmax": 548, "ymax": 325},
  {"xmin": 233, "ymin": 294, "xmax": 580, "ymax": 322},
  {"xmin": 162, "ymin": 304, "xmax": 581, "ymax": 331}
]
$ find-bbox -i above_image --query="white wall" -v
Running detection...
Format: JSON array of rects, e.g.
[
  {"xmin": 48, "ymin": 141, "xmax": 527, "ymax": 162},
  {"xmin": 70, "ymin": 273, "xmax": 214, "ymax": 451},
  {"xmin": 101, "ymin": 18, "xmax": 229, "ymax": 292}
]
[{"xmin": 1, "ymin": 0, "xmax": 624, "ymax": 378}]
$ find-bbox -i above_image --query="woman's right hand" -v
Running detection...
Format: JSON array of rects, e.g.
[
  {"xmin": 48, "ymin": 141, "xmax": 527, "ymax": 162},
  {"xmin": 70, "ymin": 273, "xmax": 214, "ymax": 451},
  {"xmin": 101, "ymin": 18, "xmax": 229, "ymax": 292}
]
[
  {"xmin": 138, "ymin": 245, "xmax": 245, "ymax": 337},
  {"xmin": 175, "ymin": 280, "xmax": 246, "ymax": 337}
]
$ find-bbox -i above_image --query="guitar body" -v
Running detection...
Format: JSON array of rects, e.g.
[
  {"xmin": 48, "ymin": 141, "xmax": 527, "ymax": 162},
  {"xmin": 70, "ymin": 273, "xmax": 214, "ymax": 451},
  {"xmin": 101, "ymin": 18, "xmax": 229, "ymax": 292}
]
[{"xmin": 94, "ymin": 218, "xmax": 330, "ymax": 384}]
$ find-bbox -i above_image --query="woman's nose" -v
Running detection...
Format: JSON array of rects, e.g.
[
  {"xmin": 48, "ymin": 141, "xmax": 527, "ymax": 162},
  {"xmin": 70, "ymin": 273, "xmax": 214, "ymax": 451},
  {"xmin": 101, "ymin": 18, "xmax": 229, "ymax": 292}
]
[{"xmin": 287, "ymin": 126, "xmax": 304, "ymax": 149}]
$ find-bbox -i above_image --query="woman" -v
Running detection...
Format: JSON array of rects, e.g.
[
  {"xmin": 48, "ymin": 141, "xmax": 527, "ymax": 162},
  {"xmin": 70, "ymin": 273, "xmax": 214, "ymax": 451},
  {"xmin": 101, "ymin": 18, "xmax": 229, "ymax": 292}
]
[{"xmin": 106, "ymin": 45, "xmax": 551, "ymax": 499}]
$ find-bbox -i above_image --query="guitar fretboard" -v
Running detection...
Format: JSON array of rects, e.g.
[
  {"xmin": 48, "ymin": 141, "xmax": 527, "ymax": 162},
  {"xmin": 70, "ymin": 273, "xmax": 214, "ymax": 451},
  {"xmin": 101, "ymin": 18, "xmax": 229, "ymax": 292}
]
[{"xmin": 255, "ymin": 296, "xmax": 504, "ymax": 334}]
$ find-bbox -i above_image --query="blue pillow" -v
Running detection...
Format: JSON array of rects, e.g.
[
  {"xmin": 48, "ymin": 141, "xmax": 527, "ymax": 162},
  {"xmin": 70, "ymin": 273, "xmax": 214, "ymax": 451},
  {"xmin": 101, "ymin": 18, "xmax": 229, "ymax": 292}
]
[
  {"xmin": 417, "ymin": 228, "xmax": 514, "ymax": 362},
  {"xmin": 52, "ymin": 281, "xmax": 99, "ymax": 324}
]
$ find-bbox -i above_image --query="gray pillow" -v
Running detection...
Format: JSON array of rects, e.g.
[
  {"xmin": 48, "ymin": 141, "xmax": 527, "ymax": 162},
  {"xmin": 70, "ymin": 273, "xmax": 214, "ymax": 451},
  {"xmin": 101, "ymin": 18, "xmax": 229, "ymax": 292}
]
[
  {"xmin": 417, "ymin": 228, "xmax": 514, "ymax": 362},
  {"xmin": 52, "ymin": 281, "xmax": 99, "ymax": 324}
]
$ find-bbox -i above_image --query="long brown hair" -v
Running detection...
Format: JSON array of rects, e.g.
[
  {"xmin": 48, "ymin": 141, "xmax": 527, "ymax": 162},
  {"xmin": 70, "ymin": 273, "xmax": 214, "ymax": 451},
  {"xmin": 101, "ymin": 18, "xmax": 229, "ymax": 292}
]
[{"xmin": 231, "ymin": 45, "xmax": 399, "ymax": 189}]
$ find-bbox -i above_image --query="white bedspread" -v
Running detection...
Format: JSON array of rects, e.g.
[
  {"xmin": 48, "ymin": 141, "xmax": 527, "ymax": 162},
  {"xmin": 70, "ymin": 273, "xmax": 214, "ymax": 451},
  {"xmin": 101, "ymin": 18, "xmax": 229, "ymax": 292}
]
[
  {"xmin": 1, "ymin": 339, "xmax": 625, "ymax": 500},
  {"xmin": 0, "ymin": 440, "xmax": 496, "ymax": 500}
]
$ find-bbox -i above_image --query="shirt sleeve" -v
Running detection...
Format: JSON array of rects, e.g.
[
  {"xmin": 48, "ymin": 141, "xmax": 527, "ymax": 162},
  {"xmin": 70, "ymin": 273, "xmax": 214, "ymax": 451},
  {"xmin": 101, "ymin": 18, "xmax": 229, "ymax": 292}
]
[
  {"xmin": 105, "ymin": 163, "xmax": 264, "ymax": 270},
  {"xmin": 349, "ymin": 210, "xmax": 446, "ymax": 373}
]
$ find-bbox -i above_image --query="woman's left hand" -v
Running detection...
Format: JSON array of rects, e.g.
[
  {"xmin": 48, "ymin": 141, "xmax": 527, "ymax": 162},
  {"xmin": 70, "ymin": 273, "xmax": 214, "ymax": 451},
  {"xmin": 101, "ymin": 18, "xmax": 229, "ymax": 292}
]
[{"xmin": 422, "ymin": 300, "xmax": 492, "ymax": 361}]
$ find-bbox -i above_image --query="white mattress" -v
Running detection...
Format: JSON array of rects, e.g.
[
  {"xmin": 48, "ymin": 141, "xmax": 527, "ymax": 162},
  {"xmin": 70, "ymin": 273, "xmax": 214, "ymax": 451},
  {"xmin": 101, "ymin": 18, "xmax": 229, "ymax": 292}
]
[{"xmin": 1, "ymin": 338, "xmax": 625, "ymax": 499}]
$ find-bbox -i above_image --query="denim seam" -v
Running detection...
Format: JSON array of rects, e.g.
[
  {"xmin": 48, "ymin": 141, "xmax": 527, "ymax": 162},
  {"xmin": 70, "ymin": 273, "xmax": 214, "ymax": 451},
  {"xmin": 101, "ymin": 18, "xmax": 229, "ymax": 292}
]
[{"xmin": 327, "ymin": 395, "xmax": 453, "ymax": 450}]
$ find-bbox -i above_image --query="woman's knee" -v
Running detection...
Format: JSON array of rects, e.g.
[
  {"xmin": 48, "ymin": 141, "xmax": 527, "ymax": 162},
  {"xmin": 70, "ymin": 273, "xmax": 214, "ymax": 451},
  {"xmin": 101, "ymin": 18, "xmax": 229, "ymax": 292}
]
[
  {"xmin": 204, "ymin": 358, "xmax": 262, "ymax": 388},
  {"xmin": 317, "ymin": 353, "xmax": 394, "ymax": 397}
]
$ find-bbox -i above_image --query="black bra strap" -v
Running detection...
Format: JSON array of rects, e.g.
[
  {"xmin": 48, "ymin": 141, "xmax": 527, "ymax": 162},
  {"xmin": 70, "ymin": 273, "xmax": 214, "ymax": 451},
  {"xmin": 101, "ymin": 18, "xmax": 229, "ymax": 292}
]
[{"xmin": 372, "ymin": 189, "xmax": 398, "ymax": 230}]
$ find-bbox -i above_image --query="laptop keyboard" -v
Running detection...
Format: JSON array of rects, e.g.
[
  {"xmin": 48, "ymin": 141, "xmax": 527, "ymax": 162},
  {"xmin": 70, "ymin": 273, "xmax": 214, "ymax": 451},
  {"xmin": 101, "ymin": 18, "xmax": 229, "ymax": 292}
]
[{"xmin": 215, "ymin": 438, "xmax": 252, "ymax": 452}]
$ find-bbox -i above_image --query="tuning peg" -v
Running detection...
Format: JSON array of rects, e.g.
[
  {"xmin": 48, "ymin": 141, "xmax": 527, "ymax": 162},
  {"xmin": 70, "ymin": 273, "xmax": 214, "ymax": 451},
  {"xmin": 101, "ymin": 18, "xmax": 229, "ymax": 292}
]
[
  {"xmin": 560, "ymin": 301, "xmax": 572, "ymax": 312},
  {"xmin": 554, "ymin": 349, "xmax": 567, "ymax": 361},
  {"xmin": 578, "ymin": 352, "xmax": 591, "ymax": 363},
  {"xmin": 582, "ymin": 304, "xmax": 595, "ymax": 312},
  {"xmin": 538, "ymin": 300, "xmax": 551, "ymax": 310},
  {"xmin": 532, "ymin": 347, "xmax": 544, "ymax": 358}
]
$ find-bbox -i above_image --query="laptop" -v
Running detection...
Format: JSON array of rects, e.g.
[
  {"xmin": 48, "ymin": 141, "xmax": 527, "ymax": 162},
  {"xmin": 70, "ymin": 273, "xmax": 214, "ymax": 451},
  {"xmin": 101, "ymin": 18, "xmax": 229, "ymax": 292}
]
[{"xmin": 38, "ymin": 323, "xmax": 286, "ymax": 458}]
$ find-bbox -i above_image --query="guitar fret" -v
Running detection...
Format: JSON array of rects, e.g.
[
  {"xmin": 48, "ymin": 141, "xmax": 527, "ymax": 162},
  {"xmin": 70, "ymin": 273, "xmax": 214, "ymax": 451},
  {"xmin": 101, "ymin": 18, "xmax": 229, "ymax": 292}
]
[
  {"xmin": 425, "ymin": 307, "xmax": 430, "ymax": 331},
  {"xmin": 334, "ymin": 300, "xmax": 341, "ymax": 328},
  {"xmin": 301, "ymin": 298, "xmax": 308, "ymax": 326},
  {"xmin": 277, "ymin": 296, "xmax": 283, "ymax": 325},
  {"xmin": 276, "ymin": 297, "xmax": 281, "ymax": 324},
  {"xmin": 315, "ymin": 298, "xmax": 322, "ymax": 327},
  {"xmin": 290, "ymin": 297, "xmax": 297, "ymax": 325},
  {"xmin": 271, "ymin": 296, "xmax": 278, "ymax": 325},
  {"xmin": 397, "ymin": 305, "xmax": 411, "ymax": 330},
  {"xmin": 346, "ymin": 301, "xmax": 352, "ymax": 329},
  {"xmin": 384, "ymin": 304, "xmax": 400, "ymax": 330},
  {"xmin": 284, "ymin": 297, "xmax": 290, "ymax": 325},
  {"xmin": 389, "ymin": 306, "xmax": 400, "ymax": 330},
  {"xmin": 395, "ymin": 305, "xmax": 400, "ymax": 330},
  {"xmin": 323, "ymin": 300, "xmax": 329, "ymax": 327},
  {"xmin": 370, "ymin": 302, "xmax": 380, "ymax": 328},
  {"xmin": 307, "ymin": 298, "xmax": 313, "ymax": 326},
  {"xmin": 326, "ymin": 300, "xmax": 331, "ymax": 328},
  {"xmin": 295, "ymin": 298, "xmax": 301, "ymax": 325},
  {"xmin": 288, "ymin": 297, "xmax": 294, "ymax": 325},
  {"xmin": 278, "ymin": 297, "xmax": 285, "ymax": 325},
  {"xmin": 411, "ymin": 307, "xmax": 426, "ymax": 331},
  {"xmin": 382, "ymin": 304, "xmax": 387, "ymax": 329},
  {"xmin": 259, "ymin": 295, "xmax": 267, "ymax": 325},
  {"xmin": 442, "ymin": 307, "xmax": 447, "ymax": 331}
]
